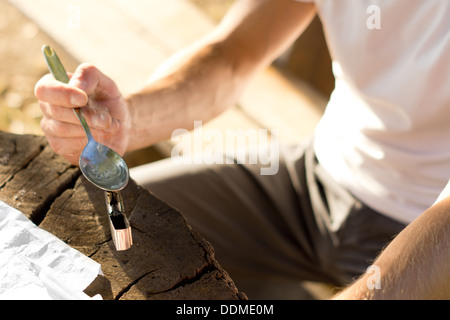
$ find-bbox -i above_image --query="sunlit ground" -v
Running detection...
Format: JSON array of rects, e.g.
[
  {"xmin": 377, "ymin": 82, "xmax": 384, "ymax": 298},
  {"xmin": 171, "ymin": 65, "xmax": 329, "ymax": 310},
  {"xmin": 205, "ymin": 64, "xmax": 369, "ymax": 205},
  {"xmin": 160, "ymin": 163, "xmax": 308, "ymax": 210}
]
[{"xmin": 0, "ymin": 0, "xmax": 47, "ymax": 135}]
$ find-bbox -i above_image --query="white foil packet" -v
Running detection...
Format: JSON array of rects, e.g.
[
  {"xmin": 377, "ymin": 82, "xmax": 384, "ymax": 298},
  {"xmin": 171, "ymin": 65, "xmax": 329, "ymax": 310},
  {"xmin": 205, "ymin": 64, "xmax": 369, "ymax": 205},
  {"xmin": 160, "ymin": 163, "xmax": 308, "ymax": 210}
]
[{"xmin": 0, "ymin": 201, "xmax": 102, "ymax": 300}]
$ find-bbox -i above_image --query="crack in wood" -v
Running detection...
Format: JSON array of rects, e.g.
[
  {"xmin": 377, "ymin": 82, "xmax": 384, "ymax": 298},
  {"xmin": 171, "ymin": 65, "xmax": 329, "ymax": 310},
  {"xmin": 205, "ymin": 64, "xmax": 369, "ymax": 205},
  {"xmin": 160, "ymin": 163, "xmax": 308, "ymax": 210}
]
[
  {"xmin": 115, "ymin": 269, "xmax": 159, "ymax": 300},
  {"xmin": 32, "ymin": 167, "xmax": 80, "ymax": 226},
  {"xmin": 0, "ymin": 139, "xmax": 45, "ymax": 189},
  {"xmin": 153, "ymin": 263, "xmax": 215, "ymax": 295}
]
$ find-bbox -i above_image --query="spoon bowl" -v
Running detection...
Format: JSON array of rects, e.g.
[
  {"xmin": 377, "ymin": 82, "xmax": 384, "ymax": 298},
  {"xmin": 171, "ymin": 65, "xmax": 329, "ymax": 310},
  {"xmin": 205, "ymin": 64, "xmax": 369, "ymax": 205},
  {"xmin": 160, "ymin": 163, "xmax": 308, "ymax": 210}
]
[
  {"xmin": 42, "ymin": 45, "xmax": 129, "ymax": 191},
  {"xmin": 79, "ymin": 139, "xmax": 129, "ymax": 191}
]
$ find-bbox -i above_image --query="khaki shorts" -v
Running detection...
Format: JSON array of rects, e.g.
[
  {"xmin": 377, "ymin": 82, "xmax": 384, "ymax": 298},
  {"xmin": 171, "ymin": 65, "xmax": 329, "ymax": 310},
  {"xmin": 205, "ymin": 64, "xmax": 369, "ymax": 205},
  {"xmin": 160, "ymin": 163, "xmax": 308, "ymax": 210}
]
[{"xmin": 130, "ymin": 140, "xmax": 406, "ymax": 297}]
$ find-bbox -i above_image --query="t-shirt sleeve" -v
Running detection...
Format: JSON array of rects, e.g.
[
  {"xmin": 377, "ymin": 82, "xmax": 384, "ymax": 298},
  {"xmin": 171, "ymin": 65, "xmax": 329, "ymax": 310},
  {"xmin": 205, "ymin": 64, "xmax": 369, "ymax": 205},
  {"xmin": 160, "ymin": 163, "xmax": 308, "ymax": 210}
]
[{"xmin": 434, "ymin": 181, "xmax": 450, "ymax": 205}]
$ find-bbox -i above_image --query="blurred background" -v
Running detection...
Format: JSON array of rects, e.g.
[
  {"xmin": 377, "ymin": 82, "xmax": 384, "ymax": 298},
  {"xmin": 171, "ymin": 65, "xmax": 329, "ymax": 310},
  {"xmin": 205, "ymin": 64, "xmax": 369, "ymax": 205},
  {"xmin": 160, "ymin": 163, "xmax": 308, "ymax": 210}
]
[{"xmin": 0, "ymin": 0, "xmax": 46, "ymax": 135}]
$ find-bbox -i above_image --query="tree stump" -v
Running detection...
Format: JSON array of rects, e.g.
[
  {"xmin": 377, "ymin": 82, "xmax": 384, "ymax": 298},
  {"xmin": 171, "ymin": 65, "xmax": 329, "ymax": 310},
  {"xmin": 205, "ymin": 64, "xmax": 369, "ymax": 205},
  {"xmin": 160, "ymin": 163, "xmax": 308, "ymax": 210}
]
[{"xmin": 0, "ymin": 131, "xmax": 246, "ymax": 300}]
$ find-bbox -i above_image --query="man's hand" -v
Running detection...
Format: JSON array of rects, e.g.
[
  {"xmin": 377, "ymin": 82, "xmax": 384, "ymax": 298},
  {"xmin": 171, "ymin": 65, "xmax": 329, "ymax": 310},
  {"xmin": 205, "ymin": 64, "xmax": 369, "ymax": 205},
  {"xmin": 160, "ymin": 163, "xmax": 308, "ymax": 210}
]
[{"xmin": 35, "ymin": 63, "xmax": 130, "ymax": 165}]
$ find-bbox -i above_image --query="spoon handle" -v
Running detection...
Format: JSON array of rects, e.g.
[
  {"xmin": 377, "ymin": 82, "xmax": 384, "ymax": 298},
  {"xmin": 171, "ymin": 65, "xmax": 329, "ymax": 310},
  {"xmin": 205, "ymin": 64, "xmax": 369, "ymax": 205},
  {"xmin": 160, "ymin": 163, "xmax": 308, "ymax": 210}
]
[{"xmin": 42, "ymin": 45, "xmax": 93, "ymax": 141}]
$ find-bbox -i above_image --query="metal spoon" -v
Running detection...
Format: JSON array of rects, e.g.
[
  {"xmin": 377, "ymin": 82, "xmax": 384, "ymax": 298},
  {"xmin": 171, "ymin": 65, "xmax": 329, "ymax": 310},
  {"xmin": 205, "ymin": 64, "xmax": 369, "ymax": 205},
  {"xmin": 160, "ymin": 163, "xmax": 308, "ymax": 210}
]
[{"xmin": 42, "ymin": 45, "xmax": 129, "ymax": 191}]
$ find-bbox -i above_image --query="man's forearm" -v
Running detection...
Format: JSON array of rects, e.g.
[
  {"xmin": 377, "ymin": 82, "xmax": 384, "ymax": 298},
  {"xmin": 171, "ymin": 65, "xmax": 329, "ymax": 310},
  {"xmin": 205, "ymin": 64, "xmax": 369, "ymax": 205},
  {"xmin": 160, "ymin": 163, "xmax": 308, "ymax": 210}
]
[
  {"xmin": 124, "ymin": 40, "xmax": 243, "ymax": 152},
  {"xmin": 334, "ymin": 196, "xmax": 450, "ymax": 300},
  {"xmin": 123, "ymin": 0, "xmax": 316, "ymax": 152}
]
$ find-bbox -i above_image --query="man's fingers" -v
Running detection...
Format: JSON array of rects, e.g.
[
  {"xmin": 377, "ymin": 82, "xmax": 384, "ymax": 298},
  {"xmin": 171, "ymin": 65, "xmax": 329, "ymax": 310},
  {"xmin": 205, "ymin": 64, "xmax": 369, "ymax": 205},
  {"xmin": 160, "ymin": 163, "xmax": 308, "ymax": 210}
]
[
  {"xmin": 40, "ymin": 117, "xmax": 86, "ymax": 138},
  {"xmin": 69, "ymin": 63, "xmax": 121, "ymax": 99},
  {"xmin": 35, "ymin": 74, "xmax": 88, "ymax": 108},
  {"xmin": 40, "ymin": 99, "xmax": 118, "ymax": 131},
  {"xmin": 45, "ymin": 134, "xmax": 87, "ymax": 165},
  {"xmin": 39, "ymin": 100, "xmax": 80, "ymax": 125}
]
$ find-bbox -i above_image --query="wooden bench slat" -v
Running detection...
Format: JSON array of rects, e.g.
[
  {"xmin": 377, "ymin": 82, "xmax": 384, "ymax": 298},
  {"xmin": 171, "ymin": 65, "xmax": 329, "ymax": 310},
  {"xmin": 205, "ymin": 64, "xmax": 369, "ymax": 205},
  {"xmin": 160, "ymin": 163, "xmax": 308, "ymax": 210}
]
[{"xmin": 8, "ymin": 0, "xmax": 214, "ymax": 94}]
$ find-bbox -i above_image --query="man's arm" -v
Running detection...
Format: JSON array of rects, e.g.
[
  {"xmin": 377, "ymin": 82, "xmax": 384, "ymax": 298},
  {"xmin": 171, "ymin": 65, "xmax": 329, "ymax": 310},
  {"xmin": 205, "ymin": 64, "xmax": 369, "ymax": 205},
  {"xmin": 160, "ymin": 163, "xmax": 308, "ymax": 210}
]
[
  {"xmin": 35, "ymin": 0, "xmax": 316, "ymax": 163},
  {"xmin": 122, "ymin": 0, "xmax": 316, "ymax": 151},
  {"xmin": 334, "ymin": 196, "xmax": 450, "ymax": 300}
]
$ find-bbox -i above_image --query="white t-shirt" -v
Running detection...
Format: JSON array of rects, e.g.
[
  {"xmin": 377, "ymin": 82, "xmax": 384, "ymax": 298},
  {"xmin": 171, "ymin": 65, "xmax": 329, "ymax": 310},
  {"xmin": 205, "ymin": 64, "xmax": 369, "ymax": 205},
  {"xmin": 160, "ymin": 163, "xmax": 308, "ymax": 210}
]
[{"xmin": 295, "ymin": 0, "xmax": 450, "ymax": 224}]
